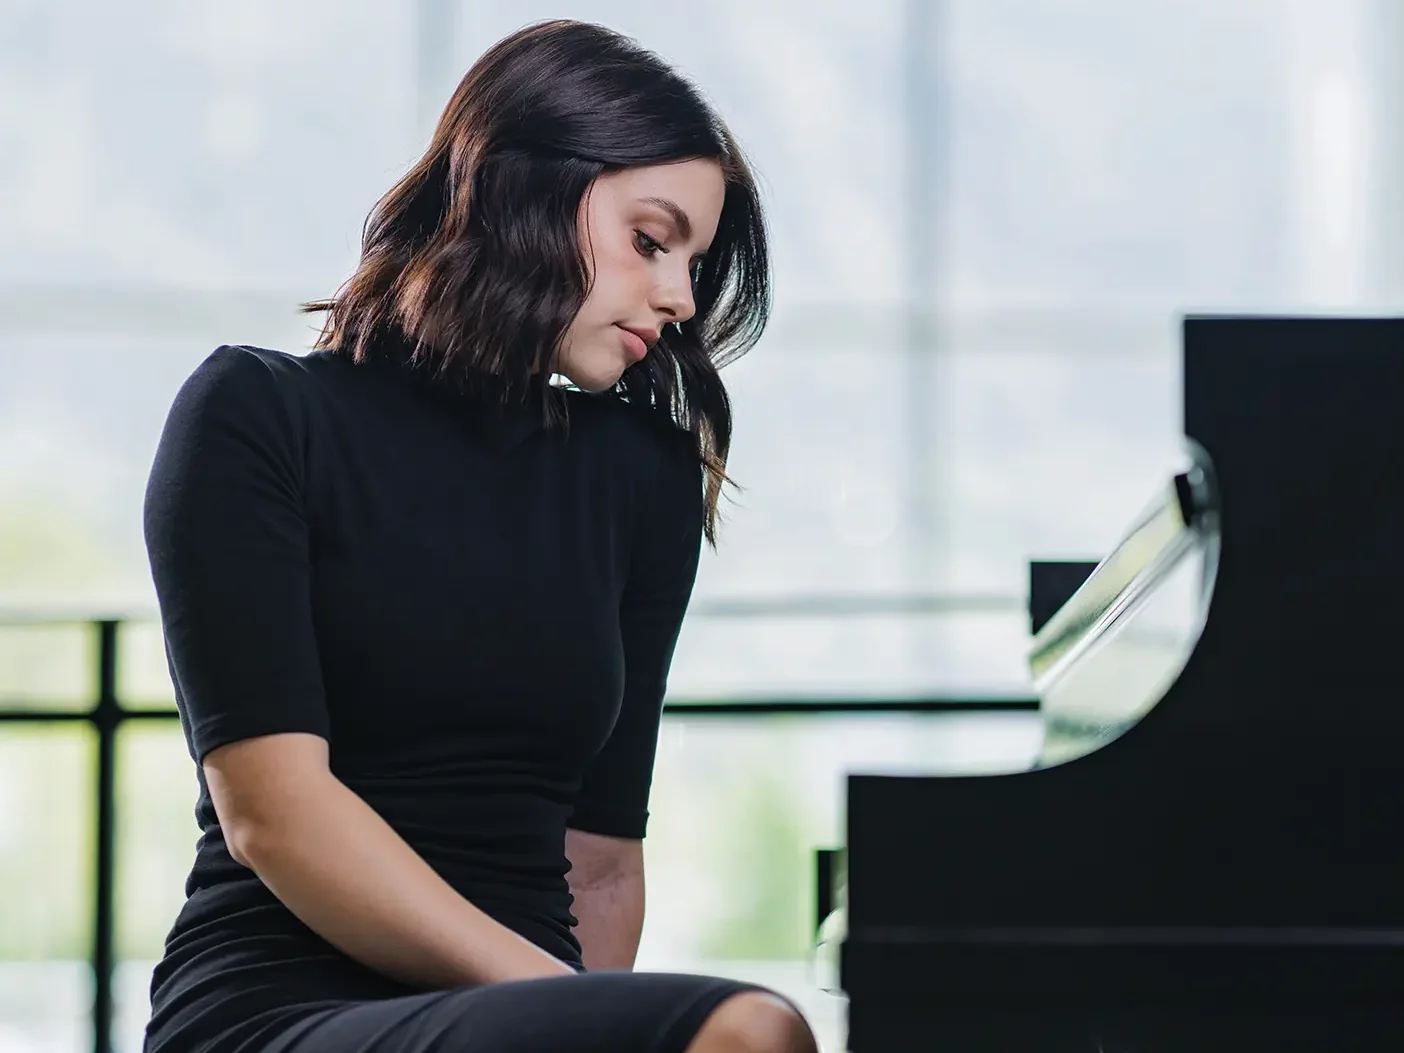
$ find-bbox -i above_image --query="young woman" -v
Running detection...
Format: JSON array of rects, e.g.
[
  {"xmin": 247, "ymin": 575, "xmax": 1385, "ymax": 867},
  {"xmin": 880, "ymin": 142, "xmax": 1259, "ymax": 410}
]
[{"xmin": 140, "ymin": 18, "xmax": 817, "ymax": 1053}]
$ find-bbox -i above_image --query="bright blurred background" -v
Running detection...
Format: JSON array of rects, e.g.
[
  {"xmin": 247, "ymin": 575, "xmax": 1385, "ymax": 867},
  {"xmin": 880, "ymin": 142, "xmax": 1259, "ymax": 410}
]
[{"xmin": 2, "ymin": 2, "xmax": 1402, "ymax": 1051}]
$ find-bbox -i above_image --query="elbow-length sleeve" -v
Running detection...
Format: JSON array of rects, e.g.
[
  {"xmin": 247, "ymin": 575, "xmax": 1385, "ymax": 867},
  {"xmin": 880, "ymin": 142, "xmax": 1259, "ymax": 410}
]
[
  {"xmin": 143, "ymin": 345, "xmax": 330, "ymax": 763},
  {"xmin": 567, "ymin": 427, "xmax": 705, "ymax": 840}
]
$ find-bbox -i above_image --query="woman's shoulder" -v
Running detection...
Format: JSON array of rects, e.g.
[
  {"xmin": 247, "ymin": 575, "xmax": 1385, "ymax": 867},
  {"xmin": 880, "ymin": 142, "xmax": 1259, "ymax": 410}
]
[
  {"xmin": 155, "ymin": 347, "xmax": 364, "ymax": 473},
  {"xmin": 173, "ymin": 344, "xmax": 350, "ymax": 420},
  {"xmin": 185, "ymin": 343, "xmax": 342, "ymax": 391}
]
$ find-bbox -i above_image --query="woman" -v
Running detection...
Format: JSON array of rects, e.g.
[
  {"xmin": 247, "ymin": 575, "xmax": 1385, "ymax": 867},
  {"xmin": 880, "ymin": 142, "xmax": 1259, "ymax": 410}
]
[{"xmin": 141, "ymin": 18, "xmax": 817, "ymax": 1053}]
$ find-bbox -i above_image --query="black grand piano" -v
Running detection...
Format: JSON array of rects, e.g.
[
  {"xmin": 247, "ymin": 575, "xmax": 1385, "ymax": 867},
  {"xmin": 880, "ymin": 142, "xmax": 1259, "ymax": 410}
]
[{"xmin": 832, "ymin": 316, "xmax": 1404, "ymax": 1051}]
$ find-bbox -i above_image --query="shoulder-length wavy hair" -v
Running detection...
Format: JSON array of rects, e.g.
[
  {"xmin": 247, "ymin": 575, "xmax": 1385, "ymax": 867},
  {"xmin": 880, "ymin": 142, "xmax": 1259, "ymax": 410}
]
[{"xmin": 302, "ymin": 19, "xmax": 771, "ymax": 546}]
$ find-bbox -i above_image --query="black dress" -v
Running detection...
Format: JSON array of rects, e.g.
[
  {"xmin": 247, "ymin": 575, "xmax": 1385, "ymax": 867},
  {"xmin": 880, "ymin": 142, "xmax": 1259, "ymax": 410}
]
[{"xmin": 140, "ymin": 343, "xmax": 771, "ymax": 1052}]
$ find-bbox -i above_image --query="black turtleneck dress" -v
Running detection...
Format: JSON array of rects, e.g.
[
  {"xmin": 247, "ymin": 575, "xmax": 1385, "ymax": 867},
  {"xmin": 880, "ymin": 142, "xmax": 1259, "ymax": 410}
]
[{"xmin": 139, "ymin": 342, "xmax": 770, "ymax": 1052}]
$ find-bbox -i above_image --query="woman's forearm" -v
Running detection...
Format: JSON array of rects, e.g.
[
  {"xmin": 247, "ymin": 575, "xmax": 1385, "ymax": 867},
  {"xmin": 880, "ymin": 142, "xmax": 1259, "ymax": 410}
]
[
  {"xmin": 232, "ymin": 770, "xmax": 574, "ymax": 990},
  {"xmin": 570, "ymin": 866, "xmax": 645, "ymax": 971}
]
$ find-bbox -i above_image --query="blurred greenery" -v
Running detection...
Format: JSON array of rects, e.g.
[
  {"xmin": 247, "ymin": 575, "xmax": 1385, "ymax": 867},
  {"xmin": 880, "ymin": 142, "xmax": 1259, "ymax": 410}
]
[
  {"xmin": 0, "ymin": 728, "xmax": 95, "ymax": 960},
  {"xmin": 114, "ymin": 725, "xmax": 200, "ymax": 962},
  {"xmin": 0, "ymin": 625, "xmax": 93, "ymax": 711},
  {"xmin": 700, "ymin": 761, "xmax": 815, "ymax": 960}
]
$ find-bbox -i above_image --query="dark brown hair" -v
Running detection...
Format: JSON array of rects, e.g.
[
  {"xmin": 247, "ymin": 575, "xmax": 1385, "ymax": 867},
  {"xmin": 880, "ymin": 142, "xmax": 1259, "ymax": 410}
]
[{"xmin": 302, "ymin": 19, "xmax": 772, "ymax": 545}]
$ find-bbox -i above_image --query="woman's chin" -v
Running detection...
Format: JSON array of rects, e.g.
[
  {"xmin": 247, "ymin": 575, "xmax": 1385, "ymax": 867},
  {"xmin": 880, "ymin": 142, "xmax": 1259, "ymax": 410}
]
[{"xmin": 560, "ymin": 361, "xmax": 628, "ymax": 393}]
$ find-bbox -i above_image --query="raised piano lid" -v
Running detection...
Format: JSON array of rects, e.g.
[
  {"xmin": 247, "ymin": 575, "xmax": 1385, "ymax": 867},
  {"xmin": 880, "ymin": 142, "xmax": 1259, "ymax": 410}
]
[{"xmin": 840, "ymin": 316, "xmax": 1404, "ymax": 1046}]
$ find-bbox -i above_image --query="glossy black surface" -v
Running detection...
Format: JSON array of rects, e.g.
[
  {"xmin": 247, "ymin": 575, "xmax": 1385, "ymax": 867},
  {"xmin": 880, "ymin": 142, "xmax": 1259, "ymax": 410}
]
[{"xmin": 842, "ymin": 316, "xmax": 1404, "ymax": 1051}]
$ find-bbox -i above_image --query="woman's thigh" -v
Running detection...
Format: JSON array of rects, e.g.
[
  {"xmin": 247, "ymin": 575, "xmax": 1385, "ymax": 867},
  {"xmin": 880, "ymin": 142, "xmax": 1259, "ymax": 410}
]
[{"xmin": 260, "ymin": 971, "xmax": 775, "ymax": 1053}]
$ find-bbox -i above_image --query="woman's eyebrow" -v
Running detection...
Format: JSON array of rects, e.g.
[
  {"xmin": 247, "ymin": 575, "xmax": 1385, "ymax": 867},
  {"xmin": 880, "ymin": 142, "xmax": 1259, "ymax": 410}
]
[{"xmin": 637, "ymin": 196, "xmax": 693, "ymax": 242}]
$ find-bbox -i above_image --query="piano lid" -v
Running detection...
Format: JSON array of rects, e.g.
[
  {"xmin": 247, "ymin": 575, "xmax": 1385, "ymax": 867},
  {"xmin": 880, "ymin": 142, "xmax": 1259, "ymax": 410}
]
[{"xmin": 1029, "ymin": 445, "xmax": 1220, "ymax": 766}]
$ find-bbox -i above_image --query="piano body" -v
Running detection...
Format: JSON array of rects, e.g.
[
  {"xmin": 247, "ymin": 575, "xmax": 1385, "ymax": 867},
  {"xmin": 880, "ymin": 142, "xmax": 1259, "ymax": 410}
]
[{"xmin": 837, "ymin": 316, "xmax": 1404, "ymax": 1051}]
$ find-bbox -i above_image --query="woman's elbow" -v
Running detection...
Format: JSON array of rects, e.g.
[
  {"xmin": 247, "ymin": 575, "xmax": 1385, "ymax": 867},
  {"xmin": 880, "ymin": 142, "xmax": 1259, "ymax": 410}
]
[
  {"xmin": 564, "ymin": 828, "xmax": 644, "ymax": 889},
  {"xmin": 201, "ymin": 732, "xmax": 332, "ymax": 868},
  {"xmin": 221, "ymin": 816, "xmax": 266, "ymax": 869}
]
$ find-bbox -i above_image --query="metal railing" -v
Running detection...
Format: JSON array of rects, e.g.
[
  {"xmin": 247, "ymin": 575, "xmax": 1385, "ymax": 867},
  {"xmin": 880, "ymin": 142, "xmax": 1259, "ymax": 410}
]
[{"xmin": 0, "ymin": 602, "xmax": 1040, "ymax": 1053}]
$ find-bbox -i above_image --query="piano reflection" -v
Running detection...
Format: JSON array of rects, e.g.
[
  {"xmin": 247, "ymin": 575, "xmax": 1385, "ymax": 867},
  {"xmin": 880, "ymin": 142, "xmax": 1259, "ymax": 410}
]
[{"xmin": 833, "ymin": 316, "xmax": 1404, "ymax": 1051}]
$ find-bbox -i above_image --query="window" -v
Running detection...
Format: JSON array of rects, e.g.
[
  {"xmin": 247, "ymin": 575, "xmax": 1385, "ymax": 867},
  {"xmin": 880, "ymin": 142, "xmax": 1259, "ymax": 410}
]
[{"xmin": 2, "ymin": 3, "xmax": 1400, "ymax": 1052}]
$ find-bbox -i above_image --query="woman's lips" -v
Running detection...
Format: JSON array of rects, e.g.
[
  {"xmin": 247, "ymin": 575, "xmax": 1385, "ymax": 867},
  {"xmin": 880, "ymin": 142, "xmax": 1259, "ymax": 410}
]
[{"xmin": 617, "ymin": 325, "xmax": 649, "ymax": 360}]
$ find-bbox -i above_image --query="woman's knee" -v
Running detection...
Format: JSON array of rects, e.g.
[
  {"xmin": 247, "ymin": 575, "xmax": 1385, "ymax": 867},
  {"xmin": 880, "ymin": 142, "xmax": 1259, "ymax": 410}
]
[{"xmin": 684, "ymin": 990, "xmax": 818, "ymax": 1053}]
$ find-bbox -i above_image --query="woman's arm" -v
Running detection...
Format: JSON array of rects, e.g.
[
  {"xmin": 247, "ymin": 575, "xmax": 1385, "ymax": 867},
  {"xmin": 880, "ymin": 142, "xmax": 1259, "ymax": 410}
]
[
  {"xmin": 207, "ymin": 733, "xmax": 575, "ymax": 989},
  {"xmin": 565, "ymin": 829, "xmax": 645, "ymax": 970}
]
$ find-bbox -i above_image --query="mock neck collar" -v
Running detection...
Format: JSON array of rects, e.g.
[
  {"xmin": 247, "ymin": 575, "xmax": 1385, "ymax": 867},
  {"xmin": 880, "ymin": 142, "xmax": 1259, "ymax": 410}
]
[{"xmin": 350, "ymin": 332, "xmax": 564, "ymax": 450}]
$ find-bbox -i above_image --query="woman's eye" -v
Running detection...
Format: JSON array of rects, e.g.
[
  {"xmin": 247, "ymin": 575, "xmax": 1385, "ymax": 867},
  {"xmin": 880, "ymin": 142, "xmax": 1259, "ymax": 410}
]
[{"xmin": 634, "ymin": 230, "xmax": 663, "ymax": 255}]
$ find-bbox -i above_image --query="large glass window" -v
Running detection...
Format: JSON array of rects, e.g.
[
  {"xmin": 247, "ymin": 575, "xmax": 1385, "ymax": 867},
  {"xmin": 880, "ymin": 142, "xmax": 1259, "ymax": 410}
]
[
  {"xmin": 2, "ymin": 2, "xmax": 1401, "ymax": 1052},
  {"xmin": 4, "ymin": 0, "xmax": 1401, "ymax": 678}
]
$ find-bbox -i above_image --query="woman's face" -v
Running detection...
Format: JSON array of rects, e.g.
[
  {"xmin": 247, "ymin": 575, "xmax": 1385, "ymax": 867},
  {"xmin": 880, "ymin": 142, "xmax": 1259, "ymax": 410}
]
[{"xmin": 556, "ymin": 159, "xmax": 725, "ymax": 391}]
